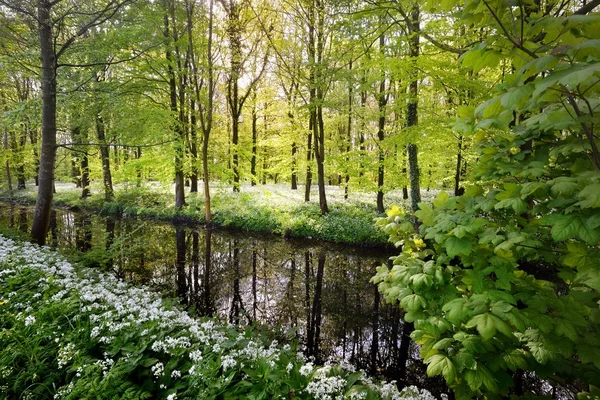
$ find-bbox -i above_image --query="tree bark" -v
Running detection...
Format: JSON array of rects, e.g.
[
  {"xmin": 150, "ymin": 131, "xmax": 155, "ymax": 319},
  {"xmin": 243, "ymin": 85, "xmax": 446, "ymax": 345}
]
[
  {"xmin": 31, "ymin": 0, "xmax": 57, "ymax": 245},
  {"xmin": 165, "ymin": 0, "xmax": 186, "ymax": 208},
  {"xmin": 376, "ymin": 31, "xmax": 387, "ymax": 214},
  {"xmin": 291, "ymin": 141, "xmax": 298, "ymax": 190},
  {"xmin": 96, "ymin": 114, "xmax": 114, "ymax": 201},
  {"xmin": 251, "ymin": 95, "xmax": 258, "ymax": 186},
  {"xmin": 407, "ymin": 5, "xmax": 421, "ymax": 213}
]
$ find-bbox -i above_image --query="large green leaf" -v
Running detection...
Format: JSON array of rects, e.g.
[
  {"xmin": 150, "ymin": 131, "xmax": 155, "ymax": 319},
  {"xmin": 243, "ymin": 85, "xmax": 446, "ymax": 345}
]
[
  {"xmin": 446, "ymin": 236, "xmax": 472, "ymax": 257},
  {"xmin": 426, "ymin": 354, "xmax": 457, "ymax": 383},
  {"xmin": 465, "ymin": 313, "xmax": 513, "ymax": 340}
]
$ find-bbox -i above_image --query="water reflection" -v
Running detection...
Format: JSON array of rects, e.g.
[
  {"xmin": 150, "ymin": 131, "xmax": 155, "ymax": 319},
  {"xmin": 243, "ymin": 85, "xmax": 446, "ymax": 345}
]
[{"xmin": 0, "ymin": 203, "xmax": 446, "ymax": 395}]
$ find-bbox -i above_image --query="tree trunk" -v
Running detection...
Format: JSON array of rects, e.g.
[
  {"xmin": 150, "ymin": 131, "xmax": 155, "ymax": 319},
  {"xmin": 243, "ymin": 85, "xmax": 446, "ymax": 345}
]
[
  {"xmin": 96, "ymin": 114, "xmax": 114, "ymax": 201},
  {"xmin": 5, "ymin": 160, "xmax": 12, "ymax": 196},
  {"xmin": 407, "ymin": 5, "xmax": 421, "ymax": 213},
  {"xmin": 376, "ymin": 32, "xmax": 387, "ymax": 214},
  {"xmin": 16, "ymin": 128, "xmax": 27, "ymax": 190},
  {"xmin": 454, "ymin": 135, "xmax": 463, "ymax": 196},
  {"xmin": 291, "ymin": 141, "xmax": 298, "ymax": 190},
  {"xmin": 165, "ymin": 0, "xmax": 186, "ymax": 208},
  {"xmin": 315, "ymin": 103, "xmax": 328, "ymax": 214},
  {"xmin": 251, "ymin": 96, "xmax": 258, "ymax": 186},
  {"xmin": 345, "ymin": 60, "xmax": 352, "ymax": 200},
  {"xmin": 31, "ymin": 0, "xmax": 57, "ymax": 245},
  {"xmin": 304, "ymin": 127, "xmax": 313, "ymax": 201},
  {"xmin": 190, "ymin": 97, "xmax": 198, "ymax": 193},
  {"xmin": 313, "ymin": 0, "xmax": 328, "ymax": 215}
]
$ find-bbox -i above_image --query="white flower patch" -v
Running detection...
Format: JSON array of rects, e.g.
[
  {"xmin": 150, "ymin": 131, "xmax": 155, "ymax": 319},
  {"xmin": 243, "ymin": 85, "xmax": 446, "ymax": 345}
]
[
  {"xmin": 305, "ymin": 375, "xmax": 347, "ymax": 399},
  {"xmin": 221, "ymin": 355, "xmax": 237, "ymax": 370},
  {"xmin": 24, "ymin": 315, "xmax": 36, "ymax": 326}
]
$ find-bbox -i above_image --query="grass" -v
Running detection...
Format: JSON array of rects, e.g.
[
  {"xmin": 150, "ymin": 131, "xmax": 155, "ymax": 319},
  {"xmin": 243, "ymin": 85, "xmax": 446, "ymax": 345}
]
[{"xmin": 0, "ymin": 181, "xmax": 443, "ymax": 246}]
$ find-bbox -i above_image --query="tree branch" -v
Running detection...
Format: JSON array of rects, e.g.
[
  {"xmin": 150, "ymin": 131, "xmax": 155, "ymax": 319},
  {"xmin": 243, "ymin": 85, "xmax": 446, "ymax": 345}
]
[{"xmin": 574, "ymin": 0, "xmax": 600, "ymax": 15}]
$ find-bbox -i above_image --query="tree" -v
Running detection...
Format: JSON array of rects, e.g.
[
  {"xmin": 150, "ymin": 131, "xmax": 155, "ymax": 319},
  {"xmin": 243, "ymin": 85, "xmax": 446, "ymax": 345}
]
[
  {"xmin": 0, "ymin": 0, "xmax": 134, "ymax": 244},
  {"xmin": 219, "ymin": 0, "xmax": 269, "ymax": 192},
  {"xmin": 373, "ymin": 1, "xmax": 600, "ymax": 397}
]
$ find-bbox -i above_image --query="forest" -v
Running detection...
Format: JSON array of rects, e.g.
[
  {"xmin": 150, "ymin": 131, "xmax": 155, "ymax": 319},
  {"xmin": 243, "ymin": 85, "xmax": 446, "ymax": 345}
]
[{"xmin": 0, "ymin": 0, "xmax": 599, "ymax": 399}]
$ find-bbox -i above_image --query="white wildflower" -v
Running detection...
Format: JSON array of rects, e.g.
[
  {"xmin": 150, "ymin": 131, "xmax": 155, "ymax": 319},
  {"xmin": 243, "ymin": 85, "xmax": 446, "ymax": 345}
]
[
  {"xmin": 24, "ymin": 315, "xmax": 36, "ymax": 326},
  {"xmin": 299, "ymin": 363, "xmax": 313, "ymax": 376}
]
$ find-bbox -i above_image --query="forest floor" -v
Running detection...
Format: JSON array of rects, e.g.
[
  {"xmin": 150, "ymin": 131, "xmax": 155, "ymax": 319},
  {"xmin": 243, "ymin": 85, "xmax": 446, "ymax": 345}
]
[{"xmin": 0, "ymin": 181, "xmax": 444, "ymax": 246}]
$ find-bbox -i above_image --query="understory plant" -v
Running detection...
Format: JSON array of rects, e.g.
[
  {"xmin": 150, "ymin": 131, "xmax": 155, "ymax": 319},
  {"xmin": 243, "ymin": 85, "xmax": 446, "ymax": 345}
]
[
  {"xmin": 0, "ymin": 235, "xmax": 438, "ymax": 399},
  {"xmin": 372, "ymin": 3, "xmax": 600, "ymax": 399}
]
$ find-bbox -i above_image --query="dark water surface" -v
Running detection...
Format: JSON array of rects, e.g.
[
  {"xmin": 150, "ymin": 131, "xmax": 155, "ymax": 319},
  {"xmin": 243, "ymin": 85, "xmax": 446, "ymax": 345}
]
[{"xmin": 0, "ymin": 202, "xmax": 448, "ymax": 394}]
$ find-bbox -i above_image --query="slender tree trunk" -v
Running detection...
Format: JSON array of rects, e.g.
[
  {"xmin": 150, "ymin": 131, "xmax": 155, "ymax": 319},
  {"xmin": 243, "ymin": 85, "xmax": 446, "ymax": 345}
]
[
  {"xmin": 3, "ymin": 131, "xmax": 13, "ymax": 196},
  {"xmin": 291, "ymin": 141, "xmax": 298, "ymax": 190},
  {"xmin": 454, "ymin": 135, "xmax": 463, "ymax": 196},
  {"xmin": 31, "ymin": 0, "xmax": 57, "ymax": 245},
  {"xmin": 313, "ymin": 0, "xmax": 328, "ymax": 215},
  {"xmin": 407, "ymin": 5, "xmax": 421, "ymax": 213},
  {"xmin": 251, "ymin": 95, "xmax": 258, "ymax": 186},
  {"xmin": 29, "ymin": 130, "xmax": 39, "ymax": 186},
  {"xmin": 16, "ymin": 128, "xmax": 26, "ymax": 189},
  {"xmin": 80, "ymin": 151, "xmax": 90, "ymax": 199},
  {"xmin": 359, "ymin": 76, "xmax": 367, "ymax": 178},
  {"xmin": 304, "ymin": 128, "xmax": 313, "ymax": 202},
  {"xmin": 190, "ymin": 97, "xmax": 198, "ymax": 192},
  {"xmin": 96, "ymin": 115, "xmax": 114, "ymax": 201},
  {"xmin": 345, "ymin": 60, "xmax": 352, "ymax": 200},
  {"xmin": 315, "ymin": 103, "xmax": 328, "ymax": 214},
  {"xmin": 165, "ymin": 0, "xmax": 186, "ymax": 208},
  {"xmin": 377, "ymin": 32, "xmax": 387, "ymax": 214}
]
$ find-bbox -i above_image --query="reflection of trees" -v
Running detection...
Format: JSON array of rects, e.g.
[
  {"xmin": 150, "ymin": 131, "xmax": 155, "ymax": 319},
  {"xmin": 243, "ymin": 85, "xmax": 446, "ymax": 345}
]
[{"xmin": 75, "ymin": 214, "xmax": 92, "ymax": 252}]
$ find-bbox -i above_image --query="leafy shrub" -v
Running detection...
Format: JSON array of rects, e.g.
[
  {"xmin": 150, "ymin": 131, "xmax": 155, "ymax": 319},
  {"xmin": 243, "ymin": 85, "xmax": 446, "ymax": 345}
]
[{"xmin": 372, "ymin": 7, "xmax": 600, "ymax": 399}]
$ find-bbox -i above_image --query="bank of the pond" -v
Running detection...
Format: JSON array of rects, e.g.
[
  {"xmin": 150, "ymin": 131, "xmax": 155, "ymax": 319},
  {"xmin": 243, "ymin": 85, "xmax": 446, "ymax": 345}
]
[
  {"xmin": 0, "ymin": 235, "xmax": 440, "ymax": 399},
  {"xmin": 0, "ymin": 182, "xmax": 394, "ymax": 247}
]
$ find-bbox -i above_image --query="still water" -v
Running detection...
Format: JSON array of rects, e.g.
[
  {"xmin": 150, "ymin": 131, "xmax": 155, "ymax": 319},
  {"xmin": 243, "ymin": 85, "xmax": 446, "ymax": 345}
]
[{"xmin": 0, "ymin": 202, "xmax": 447, "ymax": 394}]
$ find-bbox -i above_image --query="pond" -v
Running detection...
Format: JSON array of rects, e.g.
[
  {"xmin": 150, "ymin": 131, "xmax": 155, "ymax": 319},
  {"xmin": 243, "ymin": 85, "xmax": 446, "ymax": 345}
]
[{"xmin": 0, "ymin": 202, "xmax": 448, "ymax": 395}]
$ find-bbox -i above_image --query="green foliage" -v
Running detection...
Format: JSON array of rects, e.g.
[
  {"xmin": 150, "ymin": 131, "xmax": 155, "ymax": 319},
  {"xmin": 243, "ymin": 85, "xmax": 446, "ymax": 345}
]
[{"xmin": 373, "ymin": 3, "xmax": 600, "ymax": 399}]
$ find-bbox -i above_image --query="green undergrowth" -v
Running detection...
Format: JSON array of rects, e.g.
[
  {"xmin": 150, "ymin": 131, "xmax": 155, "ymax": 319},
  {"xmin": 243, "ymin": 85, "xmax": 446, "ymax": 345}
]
[
  {"xmin": 0, "ymin": 184, "xmax": 389, "ymax": 246},
  {"xmin": 0, "ymin": 235, "xmax": 438, "ymax": 400}
]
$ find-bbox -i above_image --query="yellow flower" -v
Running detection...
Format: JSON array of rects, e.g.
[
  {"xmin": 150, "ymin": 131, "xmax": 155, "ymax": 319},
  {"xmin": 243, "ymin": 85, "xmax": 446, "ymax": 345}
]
[{"xmin": 413, "ymin": 238, "xmax": 425, "ymax": 249}]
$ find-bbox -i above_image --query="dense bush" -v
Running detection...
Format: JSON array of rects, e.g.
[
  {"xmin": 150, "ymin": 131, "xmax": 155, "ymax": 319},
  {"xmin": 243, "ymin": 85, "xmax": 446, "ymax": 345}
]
[{"xmin": 372, "ymin": 5, "xmax": 600, "ymax": 399}]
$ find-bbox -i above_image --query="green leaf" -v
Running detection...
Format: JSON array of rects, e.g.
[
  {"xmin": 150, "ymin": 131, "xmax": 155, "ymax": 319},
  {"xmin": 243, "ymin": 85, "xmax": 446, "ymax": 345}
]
[
  {"xmin": 433, "ymin": 191, "xmax": 450, "ymax": 208},
  {"xmin": 576, "ymin": 184, "xmax": 600, "ymax": 208},
  {"xmin": 416, "ymin": 202, "xmax": 435, "ymax": 226},
  {"xmin": 400, "ymin": 294, "xmax": 427, "ymax": 312},
  {"xmin": 465, "ymin": 313, "xmax": 513, "ymax": 340},
  {"xmin": 445, "ymin": 236, "xmax": 472, "ymax": 258},
  {"xmin": 442, "ymin": 298, "xmax": 470, "ymax": 324},
  {"xmin": 500, "ymin": 84, "xmax": 534, "ymax": 110},
  {"xmin": 426, "ymin": 354, "xmax": 457, "ymax": 383}
]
